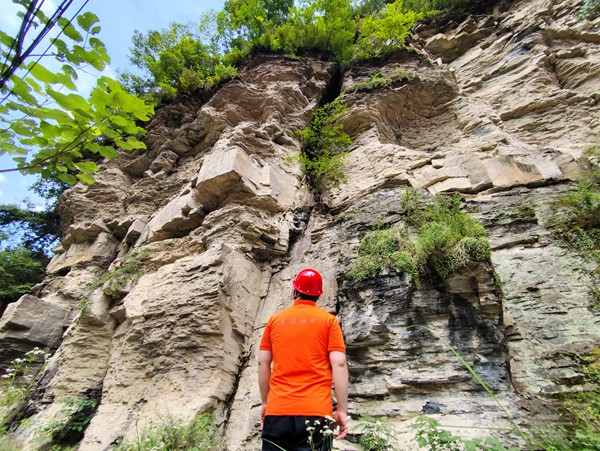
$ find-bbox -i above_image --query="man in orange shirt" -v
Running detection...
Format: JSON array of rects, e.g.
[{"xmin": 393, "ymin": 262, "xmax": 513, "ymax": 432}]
[{"xmin": 258, "ymin": 268, "xmax": 349, "ymax": 451}]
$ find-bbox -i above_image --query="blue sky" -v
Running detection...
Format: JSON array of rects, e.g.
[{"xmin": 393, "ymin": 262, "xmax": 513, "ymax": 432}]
[{"xmin": 0, "ymin": 0, "xmax": 224, "ymax": 208}]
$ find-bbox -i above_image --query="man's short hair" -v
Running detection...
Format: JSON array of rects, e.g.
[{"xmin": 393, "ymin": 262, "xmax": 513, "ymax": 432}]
[{"xmin": 296, "ymin": 291, "xmax": 320, "ymax": 302}]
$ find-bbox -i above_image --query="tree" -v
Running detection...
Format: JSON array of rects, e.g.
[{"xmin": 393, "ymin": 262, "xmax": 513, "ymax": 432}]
[
  {"xmin": 0, "ymin": 247, "xmax": 46, "ymax": 315},
  {"xmin": 217, "ymin": 0, "xmax": 294, "ymax": 49},
  {"xmin": 354, "ymin": 0, "xmax": 421, "ymax": 60},
  {"xmin": 122, "ymin": 20, "xmax": 238, "ymax": 97},
  {"xmin": 0, "ymin": 0, "xmax": 154, "ymax": 184}
]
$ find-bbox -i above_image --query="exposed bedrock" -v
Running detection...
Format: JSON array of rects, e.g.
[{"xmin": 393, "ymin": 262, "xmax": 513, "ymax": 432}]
[{"xmin": 1, "ymin": 0, "xmax": 599, "ymax": 449}]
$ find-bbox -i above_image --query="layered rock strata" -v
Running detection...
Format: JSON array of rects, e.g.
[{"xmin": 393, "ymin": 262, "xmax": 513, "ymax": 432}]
[{"xmin": 1, "ymin": 0, "xmax": 599, "ymax": 449}]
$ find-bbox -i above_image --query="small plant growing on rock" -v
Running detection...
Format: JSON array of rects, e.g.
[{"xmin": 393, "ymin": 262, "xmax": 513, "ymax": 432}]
[
  {"xmin": 412, "ymin": 415, "xmax": 517, "ymax": 450},
  {"xmin": 81, "ymin": 250, "xmax": 150, "ymax": 310},
  {"xmin": 0, "ymin": 347, "xmax": 50, "ymax": 433},
  {"xmin": 347, "ymin": 188, "xmax": 490, "ymax": 284},
  {"xmin": 579, "ymin": 0, "xmax": 600, "ymax": 18},
  {"xmin": 113, "ymin": 413, "xmax": 222, "ymax": 450},
  {"xmin": 548, "ymin": 145, "xmax": 600, "ymax": 310},
  {"xmin": 43, "ymin": 396, "xmax": 98, "ymax": 446},
  {"xmin": 537, "ymin": 349, "xmax": 600, "ymax": 450},
  {"xmin": 342, "ymin": 69, "xmax": 408, "ymax": 95},
  {"xmin": 354, "ymin": 414, "xmax": 397, "ymax": 450}
]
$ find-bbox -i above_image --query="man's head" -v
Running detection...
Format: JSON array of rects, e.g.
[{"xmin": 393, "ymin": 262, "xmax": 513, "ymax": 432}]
[{"xmin": 292, "ymin": 268, "xmax": 323, "ymax": 301}]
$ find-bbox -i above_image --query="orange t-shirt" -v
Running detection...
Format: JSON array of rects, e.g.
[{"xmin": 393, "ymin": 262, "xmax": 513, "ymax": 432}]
[{"xmin": 259, "ymin": 300, "xmax": 346, "ymax": 417}]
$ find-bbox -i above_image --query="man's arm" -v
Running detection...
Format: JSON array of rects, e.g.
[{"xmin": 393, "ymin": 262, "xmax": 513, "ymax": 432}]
[
  {"xmin": 329, "ymin": 350, "xmax": 349, "ymax": 440},
  {"xmin": 258, "ymin": 349, "xmax": 272, "ymax": 427}
]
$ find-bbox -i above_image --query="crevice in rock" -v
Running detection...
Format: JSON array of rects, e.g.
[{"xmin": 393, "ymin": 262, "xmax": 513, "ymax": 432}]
[{"xmin": 222, "ymin": 349, "xmax": 251, "ymax": 430}]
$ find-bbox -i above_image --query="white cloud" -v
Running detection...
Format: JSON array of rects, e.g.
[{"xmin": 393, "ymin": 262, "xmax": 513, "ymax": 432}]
[
  {"xmin": 32, "ymin": 204, "xmax": 45, "ymax": 212},
  {"xmin": 0, "ymin": 174, "xmax": 5, "ymax": 182}
]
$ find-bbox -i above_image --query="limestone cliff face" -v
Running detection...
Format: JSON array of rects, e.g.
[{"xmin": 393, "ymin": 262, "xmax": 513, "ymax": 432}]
[{"xmin": 1, "ymin": 0, "xmax": 599, "ymax": 449}]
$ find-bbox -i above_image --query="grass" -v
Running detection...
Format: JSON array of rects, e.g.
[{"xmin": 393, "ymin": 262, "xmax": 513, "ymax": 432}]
[
  {"xmin": 347, "ymin": 188, "xmax": 490, "ymax": 284},
  {"xmin": 79, "ymin": 250, "xmax": 150, "ymax": 315},
  {"xmin": 342, "ymin": 69, "xmax": 408, "ymax": 95},
  {"xmin": 113, "ymin": 413, "xmax": 222, "ymax": 450}
]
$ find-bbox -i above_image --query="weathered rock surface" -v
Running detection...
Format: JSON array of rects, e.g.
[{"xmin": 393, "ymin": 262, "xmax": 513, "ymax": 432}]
[{"xmin": 1, "ymin": 0, "xmax": 599, "ymax": 450}]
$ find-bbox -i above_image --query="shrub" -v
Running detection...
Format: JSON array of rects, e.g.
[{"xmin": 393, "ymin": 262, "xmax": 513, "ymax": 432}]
[
  {"xmin": 341, "ymin": 69, "xmax": 409, "ymax": 95},
  {"xmin": 85, "ymin": 250, "xmax": 150, "ymax": 303},
  {"xmin": 294, "ymin": 97, "xmax": 351, "ymax": 194},
  {"xmin": 347, "ymin": 189, "xmax": 490, "ymax": 283}
]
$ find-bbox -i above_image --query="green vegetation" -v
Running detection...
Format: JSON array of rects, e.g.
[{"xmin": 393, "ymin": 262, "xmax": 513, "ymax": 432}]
[
  {"xmin": 123, "ymin": 0, "xmax": 474, "ymax": 97},
  {"xmin": 548, "ymin": 145, "xmax": 600, "ymax": 310},
  {"xmin": 121, "ymin": 22, "xmax": 238, "ymax": 98},
  {"xmin": 539, "ymin": 350, "xmax": 600, "ymax": 450},
  {"xmin": 1, "ymin": 348, "xmax": 50, "ymax": 434},
  {"xmin": 580, "ymin": 0, "xmax": 600, "ymax": 18},
  {"xmin": 341, "ymin": 70, "xmax": 408, "ymax": 95},
  {"xmin": 355, "ymin": 414, "xmax": 397, "ymax": 450},
  {"xmin": 81, "ymin": 250, "xmax": 150, "ymax": 312},
  {"xmin": 292, "ymin": 97, "xmax": 351, "ymax": 194},
  {"xmin": 0, "ymin": 248, "xmax": 45, "ymax": 308},
  {"xmin": 347, "ymin": 188, "xmax": 490, "ymax": 283},
  {"xmin": 0, "ymin": 179, "xmax": 68, "ymax": 313},
  {"xmin": 43, "ymin": 396, "xmax": 98, "ymax": 446},
  {"xmin": 413, "ymin": 416, "xmax": 517, "ymax": 450},
  {"xmin": 113, "ymin": 413, "xmax": 222, "ymax": 450},
  {"xmin": 1, "ymin": 3, "xmax": 154, "ymax": 184}
]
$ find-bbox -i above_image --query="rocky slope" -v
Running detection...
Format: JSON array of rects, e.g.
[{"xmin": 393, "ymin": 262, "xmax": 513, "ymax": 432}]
[{"xmin": 1, "ymin": 0, "xmax": 599, "ymax": 449}]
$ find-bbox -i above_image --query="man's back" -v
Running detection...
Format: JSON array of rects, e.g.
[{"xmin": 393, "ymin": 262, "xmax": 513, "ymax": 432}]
[
  {"xmin": 258, "ymin": 269, "xmax": 349, "ymax": 451},
  {"xmin": 260, "ymin": 300, "xmax": 345, "ymax": 417}
]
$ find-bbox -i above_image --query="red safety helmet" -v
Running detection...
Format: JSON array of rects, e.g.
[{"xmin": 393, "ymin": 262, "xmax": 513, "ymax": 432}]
[{"xmin": 293, "ymin": 268, "xmax": 323, "ymax": 296}]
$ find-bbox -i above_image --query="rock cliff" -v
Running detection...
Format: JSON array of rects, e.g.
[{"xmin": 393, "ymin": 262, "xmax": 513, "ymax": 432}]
[{"xmin": 1, "ymin": 0, "xmax": 599, "ymax": 449}]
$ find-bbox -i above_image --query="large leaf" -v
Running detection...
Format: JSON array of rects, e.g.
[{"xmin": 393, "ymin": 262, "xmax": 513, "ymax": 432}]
[
  {"xmin": 58, "ymin": 173, "xmax": 77, "ymax": 185},
  {"xmin": 74, "ymin": 161, "xmax": 99, "ymax": 173},
  {"xmin": 11, "ymin": 77, "xmax": 38, "ymax": 105},
  {"xmin": 57, "ymin": 17, "xmax": 84, "ymax": 42},
  {"xmin": 76, "ymin": 173, "xmax": 95, "ymax": 184},
  {"xmin": 46, "ymin": 89, "xmax": 91, "ymax": 114},
  {"xmin": 77, "ymin": 12, "xmax": 100, "ymax": 33}
]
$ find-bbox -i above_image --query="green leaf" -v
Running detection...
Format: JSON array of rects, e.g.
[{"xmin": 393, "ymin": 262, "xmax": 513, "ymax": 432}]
[
  {"xmin": 0, "ymin": 30, "xmax": 15, "ymax": 48},
  {"xmin": 76, "ymin": 173, "xmax": 95, "ymax": 184},
  {"xmin": 76, "ymin": 12, "xmax": 100, "ymax": 33},
  {"xmin": 39, "ymin": 121, "xmax": 61, "ymax": 139},
  {"xmin": 52, "ymin": 38, "xmax": 68, "ymax": 55},
  {"xmin": 114, "ymin": 137, "xmax": 146, "ymax": 151},
  {"xmin": 90, "ymin": 25, "xmax": 101, "ymax": 35},
  {"xmin": 58, "ymin": 173, "xmax": 77, "ymax": 185},
  {"xmin": 62, "ymin": 64, "xmax": 78, "ymax": 82},
  {"xmin": 28, "ymin": 62, "xmax": 60, "ymax": 84},
  {"xmin": 58, "ymin": 17, "xmax": 84, "ymax": 42},
  {"xmin": 36, "ymin": 106, "xmax": 73, "ymax": 123},
  {"xmin": 46, "ymin": 89, "xmax": 91, "ymax": 113},
  {"xmin": 87, "ymin": 142, "xmax": 118, "ymax": 159},
  {"xmin": 11, "ymin": 77, "xmax": 37, "ymax": 105},
  {"xmin": 74, "ymin": 161, "xmax": 98, "ymax": 173}
]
